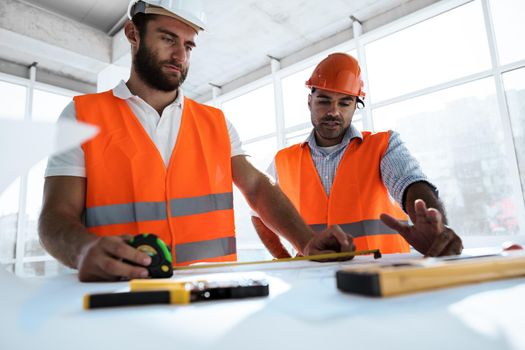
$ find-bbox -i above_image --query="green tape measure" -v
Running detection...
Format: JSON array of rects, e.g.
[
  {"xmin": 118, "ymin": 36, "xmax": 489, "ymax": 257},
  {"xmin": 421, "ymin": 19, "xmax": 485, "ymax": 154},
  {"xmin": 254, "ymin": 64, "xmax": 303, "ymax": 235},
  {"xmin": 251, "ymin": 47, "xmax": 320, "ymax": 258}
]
[{"xmin": 127, "ymin": 233, "xmax": 173, "ymax": 278}]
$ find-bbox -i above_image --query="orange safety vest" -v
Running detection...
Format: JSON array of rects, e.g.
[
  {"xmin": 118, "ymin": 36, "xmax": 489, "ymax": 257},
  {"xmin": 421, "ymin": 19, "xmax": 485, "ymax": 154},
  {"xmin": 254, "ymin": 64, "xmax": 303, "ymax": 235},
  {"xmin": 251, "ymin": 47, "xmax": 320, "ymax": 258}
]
[
  {"xmin": 75, "ymin": 91, "xmax": 236, "ymax": 265},
  {"xmin": 275, "ymin": 131, "xmax": 410, "ymax": 254}
]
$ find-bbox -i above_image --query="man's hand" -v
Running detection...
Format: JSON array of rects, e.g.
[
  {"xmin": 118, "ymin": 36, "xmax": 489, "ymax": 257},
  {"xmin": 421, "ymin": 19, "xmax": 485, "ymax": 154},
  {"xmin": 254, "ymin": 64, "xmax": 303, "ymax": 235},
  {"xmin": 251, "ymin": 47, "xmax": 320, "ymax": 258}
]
[
  {"xmin": 77, "ymin": 235, "xmax": 152, "ymax": 282},
  {"xmin": 380, "ymin": 199, "xmax": 463, "ymax": 257},
  {"xmin": 303, "ymin": 225, "xmax": 355, "ymax": 261}
]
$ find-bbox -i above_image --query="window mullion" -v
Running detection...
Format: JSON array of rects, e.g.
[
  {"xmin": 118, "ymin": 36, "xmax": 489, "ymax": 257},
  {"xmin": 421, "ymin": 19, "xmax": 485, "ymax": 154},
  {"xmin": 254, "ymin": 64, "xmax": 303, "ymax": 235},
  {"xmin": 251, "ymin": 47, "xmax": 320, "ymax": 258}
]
[
  {"xmin": 352, "ymin": 19, "xmax": 374, "ymax": 132},
  {"xmin": 14, "ymin": 63, "xmax": 37, "ymax": 276},
  {"xmin": 270, "ymin": 57, "xmax": 286, "ymax": 149}
]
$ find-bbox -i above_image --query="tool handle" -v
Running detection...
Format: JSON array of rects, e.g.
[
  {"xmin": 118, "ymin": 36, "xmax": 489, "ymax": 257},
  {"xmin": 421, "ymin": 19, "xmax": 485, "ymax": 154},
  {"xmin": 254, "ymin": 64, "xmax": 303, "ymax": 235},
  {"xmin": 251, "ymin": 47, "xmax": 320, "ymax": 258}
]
[{"xmin": 84, "ymin": 289, "xmax": 189, "ymax": 309}]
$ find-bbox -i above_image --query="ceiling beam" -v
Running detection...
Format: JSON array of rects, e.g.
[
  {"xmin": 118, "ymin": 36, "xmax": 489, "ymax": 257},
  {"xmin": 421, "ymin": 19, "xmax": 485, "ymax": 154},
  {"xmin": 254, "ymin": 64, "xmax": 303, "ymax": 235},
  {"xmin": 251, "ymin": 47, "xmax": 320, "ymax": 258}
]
[{"xmin": 0, "ymin": 0, "xmax": 111, "ymax": 87}]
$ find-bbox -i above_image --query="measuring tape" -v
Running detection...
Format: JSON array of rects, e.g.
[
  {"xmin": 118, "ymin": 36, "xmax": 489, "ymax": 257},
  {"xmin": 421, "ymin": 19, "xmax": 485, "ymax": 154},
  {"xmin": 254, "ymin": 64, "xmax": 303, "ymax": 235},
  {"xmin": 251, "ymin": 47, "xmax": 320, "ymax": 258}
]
[
  {"xmin": 127, "ymin": 234, "xmax": 173, "ymax": 278},
  {"xmin": 127, "ymin": 233, "xmax": 381, "ymax": 273},
  {"xmin": 174, "ymin": 249, "xmax": 382, "ymax": 271}
]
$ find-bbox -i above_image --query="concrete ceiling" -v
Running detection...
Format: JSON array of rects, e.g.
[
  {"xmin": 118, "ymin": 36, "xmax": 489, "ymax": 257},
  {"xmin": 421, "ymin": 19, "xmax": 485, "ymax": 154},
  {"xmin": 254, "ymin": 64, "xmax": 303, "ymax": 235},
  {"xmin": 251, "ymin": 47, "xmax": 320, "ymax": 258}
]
[
  {"xmin": 1, "ymin": 0, "xmax": 438, "ymax": 99},
  {"xmin": 188, "ymin": 0, "xmax": 420, "ymax": 100},
  {"xmin": 21, "ymin": 0, "xmax": 130, "ymax": 34}
]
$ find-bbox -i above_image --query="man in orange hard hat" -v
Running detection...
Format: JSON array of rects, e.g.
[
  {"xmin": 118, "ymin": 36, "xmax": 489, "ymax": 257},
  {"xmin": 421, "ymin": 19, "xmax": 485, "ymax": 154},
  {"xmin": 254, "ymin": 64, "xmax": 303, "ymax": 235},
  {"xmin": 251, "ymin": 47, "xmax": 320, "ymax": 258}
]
[
  {"xmin": 252, "ymin": 52, "xmax": 463, "ymax": 258},
  {"xmin": 38, "ymin": 1, "xmax": 355, "ymax": 282}
]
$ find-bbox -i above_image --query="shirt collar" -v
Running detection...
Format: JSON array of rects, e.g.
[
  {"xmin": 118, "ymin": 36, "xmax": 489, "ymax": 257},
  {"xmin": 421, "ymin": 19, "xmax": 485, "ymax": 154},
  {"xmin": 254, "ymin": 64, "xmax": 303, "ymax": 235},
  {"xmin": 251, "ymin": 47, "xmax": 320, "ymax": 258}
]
[
  {"xmin": 303, "ymin": 124, "xmax": 363, "ymax": 149},
  {"xmin": 112, "ymin": 80, "xmax": 184, "ymax": 109}
]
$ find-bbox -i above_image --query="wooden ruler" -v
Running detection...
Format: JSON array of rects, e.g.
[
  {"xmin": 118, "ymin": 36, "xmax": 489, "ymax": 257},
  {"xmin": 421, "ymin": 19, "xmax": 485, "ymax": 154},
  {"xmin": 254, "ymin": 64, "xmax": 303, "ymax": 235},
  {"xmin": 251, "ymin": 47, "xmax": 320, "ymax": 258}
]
[
  {"xmin": 173, "ymin": 249, "xmax": 381, "ymax": 271},
  {"xmin": 336, "ymin": 251, "xmax": 525, "ymax": 297}
]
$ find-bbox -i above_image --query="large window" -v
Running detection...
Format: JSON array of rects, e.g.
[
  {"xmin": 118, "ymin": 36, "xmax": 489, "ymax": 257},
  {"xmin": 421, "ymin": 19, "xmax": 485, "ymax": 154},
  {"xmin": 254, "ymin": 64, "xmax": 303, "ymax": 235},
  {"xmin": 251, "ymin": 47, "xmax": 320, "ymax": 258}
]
[
  {"xmin": 366, "ymin": 1, "xmax": 491, "ymax": 103},
  {"xmin": 0, "ymin": 75, "xmax": 76, "ymax": 276},
  {"xmin": 364, "ymin": 0, "xmax": 525, "ymax": 238},
  {"xmin": 373, "ymin": 78, "xmax": 519, "ymax": 235}
]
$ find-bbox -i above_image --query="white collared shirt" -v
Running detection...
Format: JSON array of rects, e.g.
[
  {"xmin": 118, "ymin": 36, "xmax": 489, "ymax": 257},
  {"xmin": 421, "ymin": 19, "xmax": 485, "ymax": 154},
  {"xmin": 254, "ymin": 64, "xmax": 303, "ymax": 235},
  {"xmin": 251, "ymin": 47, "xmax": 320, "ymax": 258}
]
[{"xmin": 46, "ymin": 81, "xmax": 246, "ymax": 177}]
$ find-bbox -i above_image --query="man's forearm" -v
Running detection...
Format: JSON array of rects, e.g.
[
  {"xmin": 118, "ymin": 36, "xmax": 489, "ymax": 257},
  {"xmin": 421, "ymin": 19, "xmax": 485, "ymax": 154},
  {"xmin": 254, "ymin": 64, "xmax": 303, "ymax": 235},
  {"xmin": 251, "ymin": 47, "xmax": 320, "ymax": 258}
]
[
  {"xmin": 251, "ymin": 216, "xmax": 292, "ymax": 258},
  {"xmin": 38, "ymin": 210, "xmax": 96, "ymax": 269},
  {"xmin": 245, "ymin": 179, "xmax": 313, "ymax": 255},
  {"xmin": 404, "ymin": 181, "xmax": 448, "ymax": 224}
]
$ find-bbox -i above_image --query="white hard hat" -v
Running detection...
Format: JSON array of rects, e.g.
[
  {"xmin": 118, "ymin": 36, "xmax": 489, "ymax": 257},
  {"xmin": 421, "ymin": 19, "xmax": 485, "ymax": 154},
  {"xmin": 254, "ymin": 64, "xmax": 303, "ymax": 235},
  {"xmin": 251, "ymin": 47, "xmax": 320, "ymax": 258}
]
[{"xmin": 128, "ymin": 0, "xmax": 207, "ymax": 32}]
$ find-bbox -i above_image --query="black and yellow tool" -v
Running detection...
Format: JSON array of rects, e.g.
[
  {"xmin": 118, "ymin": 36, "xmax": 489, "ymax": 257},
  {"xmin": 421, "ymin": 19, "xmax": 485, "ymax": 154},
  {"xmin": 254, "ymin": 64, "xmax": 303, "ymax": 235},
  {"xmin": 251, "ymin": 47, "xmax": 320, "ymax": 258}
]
[
  {"xmin": 82, "ymin": 248, "xmax": 383, "ymax": 309},
  {"xmin": 83, "ymin": 279, "xmax": 269, "ymax": 309},
  {"xmin": 127, "ymin": 233, "xmax": 173, "ymax": 278},
  {"xmin": 336, "ymin": 251, "xmax": 525, "ymax": 297}
]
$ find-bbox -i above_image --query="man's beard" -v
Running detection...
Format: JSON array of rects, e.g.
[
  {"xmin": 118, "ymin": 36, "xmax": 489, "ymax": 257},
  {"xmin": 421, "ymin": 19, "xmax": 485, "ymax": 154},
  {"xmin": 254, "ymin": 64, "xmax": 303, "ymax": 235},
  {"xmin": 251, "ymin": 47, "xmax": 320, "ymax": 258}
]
[{"xmin": 134, "ymin": 41, "xmax": 188, "ymax": 92}]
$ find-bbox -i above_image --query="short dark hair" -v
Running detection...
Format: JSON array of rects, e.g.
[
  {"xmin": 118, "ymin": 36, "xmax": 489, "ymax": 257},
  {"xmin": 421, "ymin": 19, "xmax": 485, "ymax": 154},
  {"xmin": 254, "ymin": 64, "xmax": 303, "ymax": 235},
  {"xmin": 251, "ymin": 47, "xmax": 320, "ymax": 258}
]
[
  {"xmin": 131, "ymin": 13, "xmax": 160, "ymax": 39},
  {"xmin": 310, "ymin": 87, "xmax": 365, "ymax": 109}
]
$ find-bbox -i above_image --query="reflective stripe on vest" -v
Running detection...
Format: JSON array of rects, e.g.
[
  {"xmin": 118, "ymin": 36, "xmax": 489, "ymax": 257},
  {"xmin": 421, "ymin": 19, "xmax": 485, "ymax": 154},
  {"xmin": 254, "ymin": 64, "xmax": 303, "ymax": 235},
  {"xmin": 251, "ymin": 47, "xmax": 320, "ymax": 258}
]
[
  {"xmin": 175, "ymin": 236, "xmax": 236, "ymax": 264},
  {"xmin": 310, "ymin": 219, "xmax": 409, "ymax": 237},
  {"xmin": 86, "ymin": 201, "xmax": 167, "ymax": 227},
  {"xmin": 170, "ymin": 192, "xmax": 233, "ymax": 217},
  {"xmin": 86, "ymin": 192, "xmax": 233, "ymax": 227}
]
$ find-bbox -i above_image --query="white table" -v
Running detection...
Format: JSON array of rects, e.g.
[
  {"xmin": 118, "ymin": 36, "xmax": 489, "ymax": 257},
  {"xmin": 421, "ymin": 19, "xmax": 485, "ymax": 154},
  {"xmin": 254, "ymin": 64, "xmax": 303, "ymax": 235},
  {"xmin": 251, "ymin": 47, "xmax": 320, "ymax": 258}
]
[{"xmin": 2, "ymin": 253, "xmax": 524, "ymax": 350}]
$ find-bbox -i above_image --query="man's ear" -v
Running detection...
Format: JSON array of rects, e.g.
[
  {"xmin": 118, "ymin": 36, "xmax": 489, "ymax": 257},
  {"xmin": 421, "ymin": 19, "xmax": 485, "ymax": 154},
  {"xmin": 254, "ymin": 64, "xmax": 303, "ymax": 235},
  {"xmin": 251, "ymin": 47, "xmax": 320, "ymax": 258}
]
[
  {"xmin": 124, "ymin": 20, "xmax": 140, "ymax": 49},
  {"xmin": 308, "ymin": 94, "xmax": 312, "ymax": 111}
]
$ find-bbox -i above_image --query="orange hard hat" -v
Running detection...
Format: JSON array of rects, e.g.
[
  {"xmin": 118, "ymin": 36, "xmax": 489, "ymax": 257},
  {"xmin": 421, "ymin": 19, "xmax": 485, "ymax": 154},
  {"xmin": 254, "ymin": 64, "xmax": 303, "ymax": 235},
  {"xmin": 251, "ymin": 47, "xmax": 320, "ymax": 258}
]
[{"xmin": 306, "ymin": 53, "xmax": 365, "ymax": 98}]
